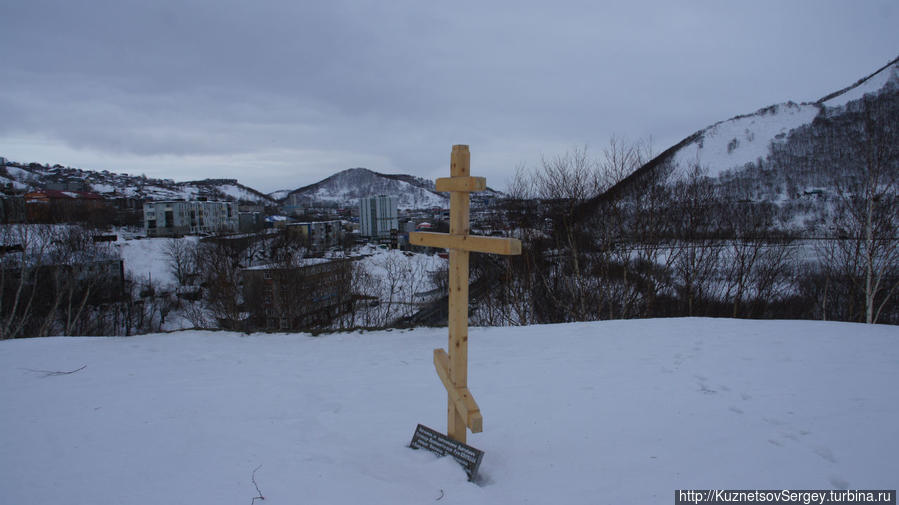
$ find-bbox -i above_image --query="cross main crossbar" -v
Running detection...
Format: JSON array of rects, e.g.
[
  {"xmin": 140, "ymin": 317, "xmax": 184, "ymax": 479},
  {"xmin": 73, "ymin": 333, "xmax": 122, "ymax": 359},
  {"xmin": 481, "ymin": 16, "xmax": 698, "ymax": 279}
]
[{"xmin": 409, "ymin": 232, "xmax": 522, "ymax": 255}]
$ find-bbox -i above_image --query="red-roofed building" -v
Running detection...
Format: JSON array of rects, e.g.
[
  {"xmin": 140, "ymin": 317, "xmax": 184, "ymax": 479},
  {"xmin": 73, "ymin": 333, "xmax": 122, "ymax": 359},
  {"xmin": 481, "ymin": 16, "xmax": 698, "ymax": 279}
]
[{"xmin": 24, "ymin": 190, "xmax": 108, "ymax": 223}]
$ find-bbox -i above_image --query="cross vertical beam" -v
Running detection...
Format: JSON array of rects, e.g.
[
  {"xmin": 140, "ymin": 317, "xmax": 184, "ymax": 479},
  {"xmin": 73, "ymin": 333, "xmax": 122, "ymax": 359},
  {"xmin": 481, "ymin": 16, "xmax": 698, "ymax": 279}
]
[
  {"xmin": 447, "ymin": 145, "xmax": 471, "ymax": 443},
  {"xmin": 409, "ymin": 144, "xmax": 521, "ymax": 444}
]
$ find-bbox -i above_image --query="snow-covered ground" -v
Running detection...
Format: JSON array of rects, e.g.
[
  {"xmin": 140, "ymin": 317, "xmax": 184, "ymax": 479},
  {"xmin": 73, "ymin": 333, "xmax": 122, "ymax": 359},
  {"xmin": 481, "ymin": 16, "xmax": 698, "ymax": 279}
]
[
  {"xmin": 114, "ymin": 235, "xmax": 445, "ymax": 329},
  {"xmin": 1, "ymin": 318, "xmax": 896, "ymax": 504},
  {"xmin": 355, "ymin": 247, "xmax": 444, "ymax": 302},
  {"xmin": 116, "ymin": 235, "xmax": 196, "ymax": 287}
]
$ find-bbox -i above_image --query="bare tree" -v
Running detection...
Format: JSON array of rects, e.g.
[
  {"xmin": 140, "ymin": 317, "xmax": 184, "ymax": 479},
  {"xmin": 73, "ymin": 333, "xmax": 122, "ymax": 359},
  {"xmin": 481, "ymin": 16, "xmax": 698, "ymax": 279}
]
[
  {"xmin": 598, "ymin": 134, "xmax": 654, "ymax": 192},
  {"xmin": 494, "ymin": 136, "xmax": 658, "ymax": 323},
  {"xmin": 1, "ymin": 225, "xmax": 124, "ymax": 338},
  {"xmin": 669, "ymin": 165, "xmax": 722, "ymax": 316},
  {"xmin": 194, "ymin": 235, "xmax": 261, "ymax": 330},
  {"xmin": 0, "ymin": 225, "xmax": 54, "ymax": 338},
  {"xmin": 506, "ymin": 163, "xmax": 535, "ymax": 201},
  {"xmin": 819, "ymin": 95, "xmax": 899, "ymax": 323},
  {"xmin": 164, "ymin": 238, "xmax": 196, "ymax": 286}
]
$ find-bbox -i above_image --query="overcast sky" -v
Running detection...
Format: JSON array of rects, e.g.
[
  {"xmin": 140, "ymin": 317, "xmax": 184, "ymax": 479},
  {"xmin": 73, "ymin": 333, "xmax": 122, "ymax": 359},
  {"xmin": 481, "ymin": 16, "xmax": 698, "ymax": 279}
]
[{"xmin": 1, "ymin": 1, "xmax": 897, "ymax": 194}]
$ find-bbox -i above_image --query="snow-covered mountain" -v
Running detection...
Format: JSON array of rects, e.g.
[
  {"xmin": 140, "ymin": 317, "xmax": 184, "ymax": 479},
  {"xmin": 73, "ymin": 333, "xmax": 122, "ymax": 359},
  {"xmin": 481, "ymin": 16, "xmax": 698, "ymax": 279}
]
[
  {"xmin": 267, "ymin": 189, "xmax": 292, "ymax": 201},
  {"xmin": 282, "ymin": 167, "xmax": 450, "ymax": 210},
  {"xmin": 0, "ymin": 162, "xmax": 276, "ymax": 205},
  {"xmin": 282, "ymin": 167, "xmax": 505, "ymax": 210},
  {"xmin": 608, "ymin": 55, "xmax": 899, "ymax": 192},
  {"xmin": 0, "ymin": 160, "xmax": 504, "ymax": 210}
]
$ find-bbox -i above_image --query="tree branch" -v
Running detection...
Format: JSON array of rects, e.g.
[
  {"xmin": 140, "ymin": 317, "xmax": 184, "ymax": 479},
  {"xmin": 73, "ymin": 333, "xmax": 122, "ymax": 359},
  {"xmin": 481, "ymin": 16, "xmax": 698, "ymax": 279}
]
[
  {"xmin": 22, "ymin": 365, "xmax": 86, "ymax": 378},
  {"xmin": 250, "ymin": 464, "xmax": 265, "ymax": 504}
]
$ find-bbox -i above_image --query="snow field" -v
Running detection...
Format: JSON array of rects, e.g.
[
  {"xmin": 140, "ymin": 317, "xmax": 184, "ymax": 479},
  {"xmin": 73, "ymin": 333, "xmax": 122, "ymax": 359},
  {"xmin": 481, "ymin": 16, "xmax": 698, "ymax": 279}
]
[
  {"xmin": 116, "ymin": 235, "xmax": 196, "ymax": 288},
  {"xmin": 1, "ymin": 318, "xmax": 896, "ymax": 504},
  {"xmin": 671, "ymin": 103, "xmax": 820, "ymax": 179}
]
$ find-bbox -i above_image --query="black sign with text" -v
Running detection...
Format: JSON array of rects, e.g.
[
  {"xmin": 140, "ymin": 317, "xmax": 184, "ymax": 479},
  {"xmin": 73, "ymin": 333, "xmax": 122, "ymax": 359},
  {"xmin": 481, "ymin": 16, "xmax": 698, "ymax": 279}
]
[{"xmin": 409, "ymin": 424, "xmax": 484, "ymax": 481}]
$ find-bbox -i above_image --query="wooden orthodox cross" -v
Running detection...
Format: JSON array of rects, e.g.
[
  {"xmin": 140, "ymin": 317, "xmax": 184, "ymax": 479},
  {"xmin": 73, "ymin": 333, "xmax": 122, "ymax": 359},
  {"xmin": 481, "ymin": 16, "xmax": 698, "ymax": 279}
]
[{"xmin": 409, "ymin": 145, "xmax": 522, "ymax": 443}]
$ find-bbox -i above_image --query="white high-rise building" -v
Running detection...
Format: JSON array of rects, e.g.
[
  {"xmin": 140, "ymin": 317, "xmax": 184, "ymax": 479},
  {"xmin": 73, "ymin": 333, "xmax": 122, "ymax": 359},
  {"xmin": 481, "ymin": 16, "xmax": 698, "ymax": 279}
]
[{"xmin": 359, "ymin": 195, "xmax": 398, "ymax": 239}]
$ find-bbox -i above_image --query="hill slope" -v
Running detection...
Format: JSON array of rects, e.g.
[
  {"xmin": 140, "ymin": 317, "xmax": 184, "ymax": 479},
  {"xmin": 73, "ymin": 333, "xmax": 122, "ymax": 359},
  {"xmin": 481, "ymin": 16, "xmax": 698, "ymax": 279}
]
[
  {"xmin": 283, "ymin": 167, "xmax": 449, "ymax": 209},
  {"xmin": 0, "ymin": 162, "xmax": 276, "ymax": 205},
  {"xmin": 601, "ymin": 55, "xmax": 899, "ymax": 200},
  {"xmin": 1, "ymin": 319, "xmax": 896, "ymax": 503}
]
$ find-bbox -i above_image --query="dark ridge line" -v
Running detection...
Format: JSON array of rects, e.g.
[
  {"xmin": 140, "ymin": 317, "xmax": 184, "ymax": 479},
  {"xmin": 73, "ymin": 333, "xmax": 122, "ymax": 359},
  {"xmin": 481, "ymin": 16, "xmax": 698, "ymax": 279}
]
[
  {"xmin": 816, "ymin": 54, "xmax": 899, "ymax": 104},
  {"xmin": 573, "ymin": 129, "xmax": 703, "ymax": 221}
]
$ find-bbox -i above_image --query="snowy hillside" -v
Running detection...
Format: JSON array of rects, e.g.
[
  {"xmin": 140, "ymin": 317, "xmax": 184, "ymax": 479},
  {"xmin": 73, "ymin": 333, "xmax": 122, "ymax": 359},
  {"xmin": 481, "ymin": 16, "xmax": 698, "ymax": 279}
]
[
  {"xmin": 0, "ymin": 162, "xmax": 276, "ymax": 205},
  {"xmin": 643, "ymin": 55, "xmax": 899, "ymax": 183},
  {"xmin": 95, "ymin": 178, "xmax": 274, "ymax": 205},
  {"xmin": 188, "ymin": 180, "xmax": 274, "ymax": 204},
  {"xmin": 819, "ymin": 56, "xmax": 899, "ymax": 108},
  {"xmin": 1, "ymin": 319, "xmax": 896, "ymax": 504},
  {"xmin": 670, "ymin": 102, "xmax": 821, "ymax": 179},
  {"xmin": 284, "ymin": 167, "xmax": 449, "ymax": 210},
  {"xmin": 268, "ymin": 189, "xmax": 292, "ymax": 201}
]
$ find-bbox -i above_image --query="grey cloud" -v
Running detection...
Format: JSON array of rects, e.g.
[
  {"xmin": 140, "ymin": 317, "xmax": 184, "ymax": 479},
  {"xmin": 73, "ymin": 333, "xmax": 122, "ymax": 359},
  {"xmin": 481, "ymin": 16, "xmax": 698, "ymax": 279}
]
[{"xmin": 1, "ymin": 0, "xmax": 898, "ymax": 193}]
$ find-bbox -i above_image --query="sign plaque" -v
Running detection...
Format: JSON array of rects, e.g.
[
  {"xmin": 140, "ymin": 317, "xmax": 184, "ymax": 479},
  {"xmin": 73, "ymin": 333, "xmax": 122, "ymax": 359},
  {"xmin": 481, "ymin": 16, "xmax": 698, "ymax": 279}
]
[{"xmin": 409, "ymin": 424, "xmax": 484, "ymax": 481}]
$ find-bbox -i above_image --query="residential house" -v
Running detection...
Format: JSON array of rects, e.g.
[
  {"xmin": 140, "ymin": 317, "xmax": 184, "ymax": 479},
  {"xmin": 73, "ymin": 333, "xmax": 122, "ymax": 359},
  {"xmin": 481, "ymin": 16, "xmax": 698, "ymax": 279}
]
[
  {"xmin": 240, "ymin": 259, "xmax": 354, "ymax": 331},
  {"xmin": 24, "ymin": 190, "xmax": 107, "ymax": 223},
  {"xmin": 284, "ymin": 220, "xmax": 343, "ymax": 251}
]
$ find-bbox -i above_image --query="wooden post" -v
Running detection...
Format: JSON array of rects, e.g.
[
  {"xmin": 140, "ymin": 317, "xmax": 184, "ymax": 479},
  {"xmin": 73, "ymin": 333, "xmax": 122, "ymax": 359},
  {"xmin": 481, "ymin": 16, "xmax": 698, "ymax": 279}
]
[
  {"xmin": 410, "ymin": 145, "xmax": 521, "ymax": 443},
  {"xmin": 448, "ymin": 145, "xmax": 471, "ymax": 443}
]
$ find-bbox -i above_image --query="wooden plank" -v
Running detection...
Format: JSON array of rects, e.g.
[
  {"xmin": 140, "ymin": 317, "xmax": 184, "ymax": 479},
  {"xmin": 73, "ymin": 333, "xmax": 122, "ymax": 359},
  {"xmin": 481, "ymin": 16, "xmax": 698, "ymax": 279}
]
[
  {"xmin": 460, "ymin": 389, "xmax": 483, "ymax": 433},
  {"xmin": 451, "ymin": 145, "xmax": 470, "ymax": 177},
  {"xmin": 448, "ymin": 146, "xmax": 471, "ymax": 443},
  {"xmin": 434, "ymin": 349, "xmax": 483, "ymax": 433},
  {"xmin": 435, "ymin": 176, "xmax": 486, "ymax": 193},
  {"xmin": 447, "ymin": 247, "xmax": 469, "ymax": 442},
  {"xmin": 409, "ymin": 232, "xmax": 522, "ymax": 255},
  {"xmin": 448, "ymin": 248, "xmax": 469, "ymax": 385}
]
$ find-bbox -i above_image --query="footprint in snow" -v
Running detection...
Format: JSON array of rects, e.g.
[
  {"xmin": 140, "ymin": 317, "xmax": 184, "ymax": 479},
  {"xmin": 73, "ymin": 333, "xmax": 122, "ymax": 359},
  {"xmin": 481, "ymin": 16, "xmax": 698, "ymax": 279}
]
[
  {"xmin": 697, "ymin": 383, "xmax": 717, "ymax": 394},
  {"xmin": 814, "ymin": 446, "xmax": 837, "ymax": 463},
  {"xmin": 829, "ymin": 476, "xmax": 849, "ymax": 490}
]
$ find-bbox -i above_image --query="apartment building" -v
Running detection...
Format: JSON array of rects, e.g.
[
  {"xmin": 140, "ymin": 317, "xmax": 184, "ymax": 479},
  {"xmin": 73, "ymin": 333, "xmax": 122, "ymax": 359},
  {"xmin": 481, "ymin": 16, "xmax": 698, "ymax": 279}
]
[{"xmin": 143, "ymin": 200, "xmax": 237, "ymax": 237}]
